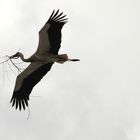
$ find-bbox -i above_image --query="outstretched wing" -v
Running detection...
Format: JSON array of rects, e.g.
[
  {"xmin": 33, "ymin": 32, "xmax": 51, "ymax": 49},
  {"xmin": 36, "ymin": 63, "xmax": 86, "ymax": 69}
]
[
  {"xmin": 36, "ymin": 9, "xmax": 68, "ymax": 55},
  {"xmin": 10, "ymin": 62, "xmax": 53, "ymax": 110}
]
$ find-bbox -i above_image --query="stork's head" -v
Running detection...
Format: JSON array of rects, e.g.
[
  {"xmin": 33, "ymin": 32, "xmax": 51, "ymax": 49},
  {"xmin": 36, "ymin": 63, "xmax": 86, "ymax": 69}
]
[{"xmin": 10, "ymin": 52, "xmax": 21, "ymax": 59}]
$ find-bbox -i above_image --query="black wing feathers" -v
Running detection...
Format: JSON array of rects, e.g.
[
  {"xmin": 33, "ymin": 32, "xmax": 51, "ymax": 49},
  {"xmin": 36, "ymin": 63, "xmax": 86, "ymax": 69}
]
[
  {"xmin": 47, "ymin": 10, "xmax": 68, "ymax": 54},
  {"xmin": 48, "ymin": 9, "xmax": 68, "ymax": 24},
  {"xmin": 10, "ymin": 63, "xmax": 53, "ymax": 110}
]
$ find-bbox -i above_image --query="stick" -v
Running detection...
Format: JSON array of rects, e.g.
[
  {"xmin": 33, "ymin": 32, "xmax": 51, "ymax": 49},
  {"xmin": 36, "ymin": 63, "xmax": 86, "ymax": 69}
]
[{"xmin": 9, "ymin": 57, "xmax": 22, "ymax": 73}]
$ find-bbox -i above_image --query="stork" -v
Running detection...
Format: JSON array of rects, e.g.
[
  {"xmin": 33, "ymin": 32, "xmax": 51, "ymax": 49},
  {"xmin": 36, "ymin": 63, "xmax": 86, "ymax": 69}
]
[{"xmin": 9, "ymin": 10, "xmax": 79, "ymax": 111}]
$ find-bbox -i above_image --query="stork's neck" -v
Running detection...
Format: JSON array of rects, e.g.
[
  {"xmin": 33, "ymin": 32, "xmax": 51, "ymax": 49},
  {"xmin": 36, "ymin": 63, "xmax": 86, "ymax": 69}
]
[{"xmin": 19, "ymin": 53, "xmax": 30, "ymax": 62}]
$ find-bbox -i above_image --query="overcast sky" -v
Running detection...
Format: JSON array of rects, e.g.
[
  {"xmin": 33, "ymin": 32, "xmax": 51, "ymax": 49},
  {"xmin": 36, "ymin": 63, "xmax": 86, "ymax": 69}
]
[{"xmin": 0, "ymin": 0, "xmax": 140, "ymax": 140}]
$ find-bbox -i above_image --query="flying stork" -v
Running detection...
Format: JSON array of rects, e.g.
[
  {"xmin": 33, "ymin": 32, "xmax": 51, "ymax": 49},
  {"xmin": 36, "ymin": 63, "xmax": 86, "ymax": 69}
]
[{"xmin": 9, "ymin": 10, "xmax": 79, "ymax": 111}]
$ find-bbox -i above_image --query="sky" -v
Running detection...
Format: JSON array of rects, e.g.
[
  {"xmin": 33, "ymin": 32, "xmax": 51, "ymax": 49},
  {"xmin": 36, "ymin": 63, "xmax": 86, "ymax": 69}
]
[{"xmin": 0, "ymin": 0, "xmax": 140, "ymax": 140}]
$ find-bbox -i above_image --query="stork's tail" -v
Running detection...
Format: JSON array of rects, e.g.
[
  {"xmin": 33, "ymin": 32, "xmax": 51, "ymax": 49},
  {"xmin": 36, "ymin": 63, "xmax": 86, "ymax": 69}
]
[
  {"xmin": 56, "ymin": 54, "xmax": 80, "ymax": 64},
  {"xmin": 56, "ymin": 54, "xmax": 68, "ymax": 64}
]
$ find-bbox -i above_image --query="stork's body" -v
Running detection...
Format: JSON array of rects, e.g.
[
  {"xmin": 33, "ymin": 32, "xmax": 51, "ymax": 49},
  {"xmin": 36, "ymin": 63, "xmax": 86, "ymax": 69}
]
[{"xmin": 10, "ymin": 10, "xmax": 79, "ymax": 110}]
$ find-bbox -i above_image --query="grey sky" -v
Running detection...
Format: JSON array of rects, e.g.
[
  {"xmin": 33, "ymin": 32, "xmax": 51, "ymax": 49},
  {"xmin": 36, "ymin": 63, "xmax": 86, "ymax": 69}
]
[{"xmin": 0, "ymin": 0, "xmax": 140, "ymax": 140}]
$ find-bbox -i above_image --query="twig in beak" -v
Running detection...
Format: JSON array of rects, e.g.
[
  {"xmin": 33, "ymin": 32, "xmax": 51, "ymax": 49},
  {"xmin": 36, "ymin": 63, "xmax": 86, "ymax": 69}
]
[
  {"xmin": 0, "ymin": 56, "xmax": 9, "ymax": 64},
  {"xmin": 9, "ymin": 58, "xmax": 22, "ymax": 73}
]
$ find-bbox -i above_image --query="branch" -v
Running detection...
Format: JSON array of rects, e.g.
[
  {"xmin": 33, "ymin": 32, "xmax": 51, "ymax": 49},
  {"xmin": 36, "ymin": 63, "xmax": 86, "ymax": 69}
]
[
  {"xmin": 9, "ymin": 58, "xmax": 22, "ymax": 73},
  {"xmin": 0, "ymin": 58, "xmax": 9, "ymax": 64}
]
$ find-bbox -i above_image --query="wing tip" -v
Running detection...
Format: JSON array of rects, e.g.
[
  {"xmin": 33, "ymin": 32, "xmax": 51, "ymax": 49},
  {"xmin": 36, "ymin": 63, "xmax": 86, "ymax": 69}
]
[
  {"xmin": 48, "ymin": 9, "xmax": 68, "ymax": 24},
  {"xmin": 10, "ymin": 96, "xmax": 28, "ymax": 111}
]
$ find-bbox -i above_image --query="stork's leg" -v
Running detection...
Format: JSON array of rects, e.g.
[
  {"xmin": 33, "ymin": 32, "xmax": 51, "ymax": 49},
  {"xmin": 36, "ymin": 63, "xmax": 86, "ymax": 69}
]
[
  {"xmin": 46, "ymin": 53, "xmax": 79, "ymax": 64},
  {"xmin": 52, "ymin": 54, "xmax": 80, "ymax": 63}
]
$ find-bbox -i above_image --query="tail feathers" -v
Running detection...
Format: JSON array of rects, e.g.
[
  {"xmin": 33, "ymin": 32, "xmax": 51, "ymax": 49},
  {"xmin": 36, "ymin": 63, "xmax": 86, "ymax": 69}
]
[
  {"xmin": 57, "ymin": 54, "xmax": 68, "ymax": 64},
  {"xmin": 56, "ymin": 54, "xmax": 80, "ymax": 64},
  {"xmin": 59, "ymin": 54, "xmax": 68, "ymax": 59}
]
